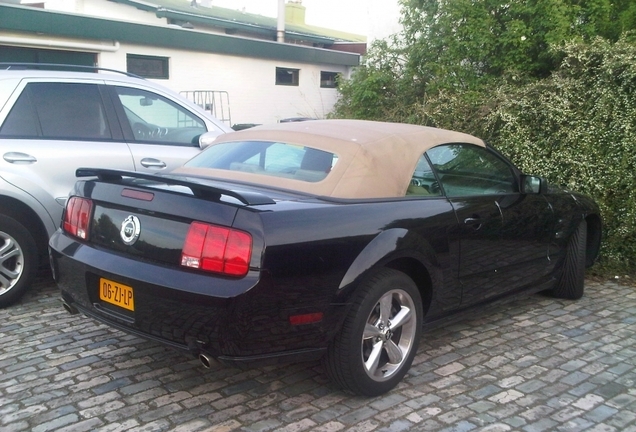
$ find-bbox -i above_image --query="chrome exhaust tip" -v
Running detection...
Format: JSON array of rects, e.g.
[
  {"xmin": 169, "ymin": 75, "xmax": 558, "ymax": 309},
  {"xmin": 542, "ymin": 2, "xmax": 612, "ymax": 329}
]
[
  {"xmin": 199, "ymin": 352, "xmax": 216, "ymax": 369},
  {"xmin": 62, "ymin": 300, "xmax": 79, "ymax": 315}
]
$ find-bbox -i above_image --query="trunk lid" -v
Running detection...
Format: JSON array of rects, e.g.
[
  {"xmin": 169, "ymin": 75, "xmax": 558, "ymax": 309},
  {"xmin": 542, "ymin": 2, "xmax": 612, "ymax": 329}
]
[{"xmin": 72, "ymin": 168, "xmax": 277, "ymax": 268}]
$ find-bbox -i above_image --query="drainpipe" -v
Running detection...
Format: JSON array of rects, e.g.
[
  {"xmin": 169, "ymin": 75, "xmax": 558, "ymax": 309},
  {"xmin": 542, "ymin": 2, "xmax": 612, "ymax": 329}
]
[{"xmin": 277, "ymin": 0, "xmax": 285, "ymax": 42}]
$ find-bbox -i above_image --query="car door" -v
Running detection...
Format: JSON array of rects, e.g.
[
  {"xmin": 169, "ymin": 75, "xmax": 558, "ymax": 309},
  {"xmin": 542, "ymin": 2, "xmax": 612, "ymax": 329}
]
[
  {"xmin": 0, "ymin": 79, "xmax": 135, "ymax": 227},
  {"xmin": 107, "ymin": 85, "xmax": 211, "ymax": 172},
  {"xmin": 426, "ymin": 144, "xmax": 554, "ymax": 305},
  {"xmin": 406, "ymin": 154, "xmax": 463, "ymax": 315}
]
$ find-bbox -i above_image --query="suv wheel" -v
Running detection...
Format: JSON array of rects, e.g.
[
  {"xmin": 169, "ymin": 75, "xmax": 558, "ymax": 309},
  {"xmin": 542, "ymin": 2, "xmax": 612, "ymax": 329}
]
[{"xmin": 0, "ymin": 215, "xmax": 38, "ymax": 307}]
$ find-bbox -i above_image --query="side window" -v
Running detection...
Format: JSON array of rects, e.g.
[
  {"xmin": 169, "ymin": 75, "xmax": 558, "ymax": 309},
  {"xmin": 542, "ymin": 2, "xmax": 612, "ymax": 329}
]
[
  {"xmin": 114, "ymin": 87, "xmax": 206, "ymax": 145},
  {"xmin": 426, "ymin": 144, "xmax": 516, "ymax": 197},
  {"xmin": 406, "ymin": 154, "xmax": 442, "ymax": 196},
  {"xmin": 1, "ymin": 82, "xmax": 111, "ymax": 140}
]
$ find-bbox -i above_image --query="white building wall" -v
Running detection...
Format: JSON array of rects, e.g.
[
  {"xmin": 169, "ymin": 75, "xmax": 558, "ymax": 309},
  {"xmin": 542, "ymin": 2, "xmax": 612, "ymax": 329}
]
[
  {"xmin": 43, "ymin": 0, "xmax": 164, "ymax": 25},
  {"xmin": 100, "ymin": 43, "xmax": 347, "ymax": 126},
  {"xmin": 6, "ymin": 0, "xmax": 354, "ymax": 125}
]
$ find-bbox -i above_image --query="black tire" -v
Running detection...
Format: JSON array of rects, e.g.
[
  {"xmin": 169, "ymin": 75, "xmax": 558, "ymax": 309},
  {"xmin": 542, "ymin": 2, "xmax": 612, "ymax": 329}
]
[
  {"xmin": 0, "ymin": 214, "xmax": 38, "ymax": 307},
  {"xmin": 323, "ymin": 268, "xmax": 423, "ymax": 396},
  {"xmin": 550, "ymin": 220, "xmax": 587, "ymax": 300}
]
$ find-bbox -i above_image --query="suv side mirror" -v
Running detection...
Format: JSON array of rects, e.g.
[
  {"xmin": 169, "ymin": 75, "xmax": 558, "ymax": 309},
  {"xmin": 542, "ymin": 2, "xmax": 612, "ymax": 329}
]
[
  {"xmin": 521, "ymin": 175, "xmax": 548, "ymax": 194},
  {"xmin": 198, "ymin": 131, "xmax": 220, "ymax": 148}
]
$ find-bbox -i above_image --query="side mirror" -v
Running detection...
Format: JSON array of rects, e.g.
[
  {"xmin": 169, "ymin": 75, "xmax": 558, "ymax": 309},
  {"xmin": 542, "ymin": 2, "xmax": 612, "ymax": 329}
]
[
  {"xmin": 520, "ymin": 175, "xmax": 548, "ymax": 194},
  {"xmin": 198, "ymin": 131, "xmax": 221, "ymax": 148}
]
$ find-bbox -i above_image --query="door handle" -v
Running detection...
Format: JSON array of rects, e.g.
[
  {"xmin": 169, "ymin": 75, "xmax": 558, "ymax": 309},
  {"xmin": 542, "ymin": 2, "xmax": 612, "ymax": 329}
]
[
  {"xmin": 464, "ymin": 217, "xmax": 482, "ymax": 230},
  {"xmin": 3, "ymin": 152, "xmax": 37, "ymax": 164},
  {"xmin": 140, "ymin": 158, "xmax": 167, "ymax": 169}
]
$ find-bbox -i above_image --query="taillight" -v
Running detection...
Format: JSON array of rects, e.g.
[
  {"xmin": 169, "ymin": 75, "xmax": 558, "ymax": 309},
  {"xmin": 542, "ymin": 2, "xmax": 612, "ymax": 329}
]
[
  {"xmin": 63, "ymin": 197, "xmax": 93, "ymax": 240},
  {"xmin": 181, "ymin": 222, "xmax": 252, "ymax": 277}
]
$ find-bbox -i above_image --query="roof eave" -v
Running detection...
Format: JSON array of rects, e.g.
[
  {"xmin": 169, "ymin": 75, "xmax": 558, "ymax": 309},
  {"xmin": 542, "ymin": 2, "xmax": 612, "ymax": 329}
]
[
  {"xmin": 0, "ymin": 4, "xmax": 360, "ymax": 66},
  {"xmin": 107, "ymin": 0, "xmax": 157, "ymax": 12},
  {"xmin": 155, "ymin": 8, "xmax": 336, "ymax": 45}
]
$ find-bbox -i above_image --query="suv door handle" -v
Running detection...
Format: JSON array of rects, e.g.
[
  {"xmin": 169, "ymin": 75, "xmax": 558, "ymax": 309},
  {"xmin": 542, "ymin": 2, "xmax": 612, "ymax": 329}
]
[
  {"xmin": 140, "ymin": 158, "xmax": 167, "ymax": 169},
  {"xmin": 3, "ymin": 152, "xmax": 37, "ymax": 164}
]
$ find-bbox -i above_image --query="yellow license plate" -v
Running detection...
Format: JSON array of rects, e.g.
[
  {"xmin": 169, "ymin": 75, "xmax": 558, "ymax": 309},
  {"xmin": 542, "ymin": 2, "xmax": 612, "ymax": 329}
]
[{"xmin": 99, "ymin": 278, "xmax": 135, "ymax": 311}]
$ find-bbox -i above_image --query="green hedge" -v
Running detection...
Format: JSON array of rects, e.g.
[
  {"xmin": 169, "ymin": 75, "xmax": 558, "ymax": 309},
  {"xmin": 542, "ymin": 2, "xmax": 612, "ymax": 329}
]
[
  {"xmin": 333, "ymin": 36, "xmax": 636, "ymax": 274},
  {"xmin": 483, "ymin": 38, "xmax": 636, "ymax": 274}
]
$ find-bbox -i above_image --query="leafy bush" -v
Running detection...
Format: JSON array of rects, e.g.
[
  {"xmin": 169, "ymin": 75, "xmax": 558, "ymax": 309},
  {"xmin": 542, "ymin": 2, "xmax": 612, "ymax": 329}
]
[
  {"xmin": 484, "ymin": 37, "xmax": 636, "ymax": 273},
  {"xmin": 333, "ymin": 36, "xmax": 636, "ymax": 274}
]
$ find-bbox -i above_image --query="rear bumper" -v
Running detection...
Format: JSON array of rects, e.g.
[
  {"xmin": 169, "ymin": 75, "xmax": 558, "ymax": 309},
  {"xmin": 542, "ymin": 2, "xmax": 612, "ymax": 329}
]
[
  {"xmin": 50, "ymin": 230, "xmax": 343, "ymax": 365},
  {"xmin": 61, "ymin": 295, "xmax": 326, "ymax": 367}
]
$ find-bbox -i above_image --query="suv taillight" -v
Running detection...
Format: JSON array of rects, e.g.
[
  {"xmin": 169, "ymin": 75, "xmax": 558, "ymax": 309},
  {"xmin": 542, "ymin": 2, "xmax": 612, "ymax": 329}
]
[
  {"xmin": 63, "ymin": 197, "xmax": 93, "ymax": 240},
  {"xmin": 181, "ymin": 222, "xmax": 252, "ymax": 277}
]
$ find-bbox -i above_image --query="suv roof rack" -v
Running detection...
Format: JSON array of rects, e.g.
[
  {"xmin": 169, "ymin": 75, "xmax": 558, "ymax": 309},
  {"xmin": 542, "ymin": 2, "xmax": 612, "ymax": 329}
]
[{"xmin": 0, "ymin": 63, "xmax": 143, "ymax": 79}]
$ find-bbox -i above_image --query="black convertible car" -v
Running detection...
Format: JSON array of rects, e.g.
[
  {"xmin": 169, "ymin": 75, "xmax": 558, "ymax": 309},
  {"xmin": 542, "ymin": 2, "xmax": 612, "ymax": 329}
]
[{"xmin": 50, "ymin": 120, "xmax": 602, "ymax": 396}]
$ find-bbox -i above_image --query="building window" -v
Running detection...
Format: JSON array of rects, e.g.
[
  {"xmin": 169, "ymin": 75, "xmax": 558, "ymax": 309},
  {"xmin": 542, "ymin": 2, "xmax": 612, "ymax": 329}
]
[
  {"xmin": 276, "ymin": 67, "xmax": 299, "ymax": 86},
  {"xmin": 127, "ymin": 54, "xmax": 169, "ymax": 79},
  {"xmin": 320, "ymin": 71, "xmax": 339, "ymax": 88}
]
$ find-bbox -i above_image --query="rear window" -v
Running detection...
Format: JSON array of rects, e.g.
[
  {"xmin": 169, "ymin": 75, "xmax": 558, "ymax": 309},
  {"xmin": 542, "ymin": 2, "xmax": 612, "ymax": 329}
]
[
  {"xmin": 0, "ymin": 78, "xmax": 20, "ymax": 113},
  {"xmin": 0, "ymin": 82, "xmax": 111, "ymax": 140},
  {"xmin": 185, "ymin": 140, "xmax": 338, "ymax": 183}
]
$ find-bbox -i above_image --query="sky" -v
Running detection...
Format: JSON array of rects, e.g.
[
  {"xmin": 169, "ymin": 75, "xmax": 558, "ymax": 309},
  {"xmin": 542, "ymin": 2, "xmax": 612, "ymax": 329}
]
[{"xmin": 207, "ymin": 0, "xmax": 403, "ymax": 41}]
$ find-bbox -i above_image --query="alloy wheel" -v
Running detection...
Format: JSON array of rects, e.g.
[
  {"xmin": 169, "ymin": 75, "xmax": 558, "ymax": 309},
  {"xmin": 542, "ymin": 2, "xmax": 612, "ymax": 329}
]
[
  {"xmin": 361, "ymin": 288, "xmax": 417, "ymax": 382},
  {"xmin": 0, "ymin": 230, "xmax": 25, "ymax": 294}
]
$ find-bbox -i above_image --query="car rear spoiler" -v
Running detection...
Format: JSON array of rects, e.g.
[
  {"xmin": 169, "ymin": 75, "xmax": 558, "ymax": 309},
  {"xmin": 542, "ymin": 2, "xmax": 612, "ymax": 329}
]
[{"xmin": 75, "ymin": 168, "xmax": 275, "ymax": 206}]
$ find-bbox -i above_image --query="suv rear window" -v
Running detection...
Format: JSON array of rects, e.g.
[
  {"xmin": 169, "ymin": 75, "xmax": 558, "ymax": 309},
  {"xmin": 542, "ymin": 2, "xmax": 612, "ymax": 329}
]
[
  {"xmin": 185, "ymin": 140, "xmax": 338, "ymax": 183},
  {"xmin": 0, "ymin": 78, "xmax": 20, "ymax": 111},
  {"xmin": 0, "ymin": 82, "xmax": 111, "ymax": 140}
]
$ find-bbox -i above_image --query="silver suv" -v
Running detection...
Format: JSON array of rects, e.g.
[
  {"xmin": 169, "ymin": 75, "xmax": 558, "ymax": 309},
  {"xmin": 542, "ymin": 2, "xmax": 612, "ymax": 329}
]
[{"xmin": 0, "ymin": 64, "xmax": 231, "ymax": 306}]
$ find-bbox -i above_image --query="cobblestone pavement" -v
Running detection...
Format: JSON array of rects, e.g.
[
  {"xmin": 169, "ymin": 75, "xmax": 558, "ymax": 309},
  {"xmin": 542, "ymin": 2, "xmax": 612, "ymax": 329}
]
[{"xmin": 1, "ymin": 272, "xmax": 635, "ymax": 432}]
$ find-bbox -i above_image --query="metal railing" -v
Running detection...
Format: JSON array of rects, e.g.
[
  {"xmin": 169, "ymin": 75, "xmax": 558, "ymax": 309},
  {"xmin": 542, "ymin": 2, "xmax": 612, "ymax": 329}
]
[{"xmin": 180, "ymin": 90, "xmax": 231, "ymax": 127}]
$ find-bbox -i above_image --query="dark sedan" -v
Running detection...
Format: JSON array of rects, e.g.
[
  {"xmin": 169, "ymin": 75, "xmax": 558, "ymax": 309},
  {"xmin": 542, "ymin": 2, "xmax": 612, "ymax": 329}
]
[{"xmin": 49, "ymin": 120, "xmax": 602, "ymax": 396}]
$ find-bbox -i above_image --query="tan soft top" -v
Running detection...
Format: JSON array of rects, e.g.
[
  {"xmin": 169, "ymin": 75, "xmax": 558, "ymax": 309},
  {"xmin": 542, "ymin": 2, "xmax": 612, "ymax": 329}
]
[{"xmin": 173, "ymin": 119, "xmax": 485, "ymax": 199}]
